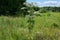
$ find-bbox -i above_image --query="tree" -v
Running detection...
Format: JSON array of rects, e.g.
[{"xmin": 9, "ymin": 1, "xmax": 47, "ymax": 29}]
[{"xmin": 0, "ymin": 0, "xmax": 26, "ymax": 16}]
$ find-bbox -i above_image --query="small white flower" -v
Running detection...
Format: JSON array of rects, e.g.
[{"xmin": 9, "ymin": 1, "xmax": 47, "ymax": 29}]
[
  {"xmin": 21, "ymin": 7, "xmax": 26, "ymax": 9},
  {"xmin": 27, "ymin": 11, "xmax": 30, "ymax": 13},
  {"xmin": 23, "ymin": 2, "xmax": 27, "ymax": 5},
  {"xmin": 34, "ymin": 12, "xmax": 37, "ymax": 14}
]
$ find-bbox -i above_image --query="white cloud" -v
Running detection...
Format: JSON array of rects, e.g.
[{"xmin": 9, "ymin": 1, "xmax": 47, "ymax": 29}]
[
  {"xmin": 35, "ymin": 2, "xmax": 42, "ymax": 4},
  {"xmin": 32, "ymin": 1, "xmax": 60, "ymax": 7},
  {"xmin": 44, "ymin": 1, "xmax": 59, "ymax": 6},
  {"xmin": 32, "ymin": 2, "xmax": 42, "ymax": 6},
  {"xmin": 44, "ymin": 1, "xmax": 57, "ymax": 3},
  {"xmin": 44, "ymin": 1, "xmax": 60, "ymax": 6}
]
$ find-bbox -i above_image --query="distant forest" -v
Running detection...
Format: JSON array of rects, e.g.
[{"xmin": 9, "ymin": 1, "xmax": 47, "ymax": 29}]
[{"xmin": 39, "ymin": 7, "xmax": 60, "ymax": 13}]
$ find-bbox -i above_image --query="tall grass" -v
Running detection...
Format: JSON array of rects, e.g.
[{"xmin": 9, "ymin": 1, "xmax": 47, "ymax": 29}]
[{"xmin": 0, "ymin": 12, "xmax": 60, "ymax": 40}]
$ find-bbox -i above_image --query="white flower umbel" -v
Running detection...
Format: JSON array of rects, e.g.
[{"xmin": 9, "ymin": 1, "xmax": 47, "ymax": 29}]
[
  {"xmin": 34, "ymin": 11, "xmax": 38, "ymax": 14},
  {"xmin": 23, "ymin": 2, "xmax": 33, "ymax": 7},
  {"xmin": 21, "ymin": 7, "xmax": 26, "ymax": 10},
  {"xmin": 27, "ymin": 11, "xmax": 31, "ymax": 13}
]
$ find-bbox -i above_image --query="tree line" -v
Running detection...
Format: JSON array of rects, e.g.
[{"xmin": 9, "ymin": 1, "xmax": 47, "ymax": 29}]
[
  {"xmin": 0, "ymin": 0, "xmax": 60, "ymax": 16},
  {"xmin": 39, "ymin": 7, "xmax": 60, "ymax": 13}
]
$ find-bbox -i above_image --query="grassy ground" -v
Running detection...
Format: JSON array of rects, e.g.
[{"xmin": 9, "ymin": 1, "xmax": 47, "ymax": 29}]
[{"xmin": 0, "ymin": 12, "xmax": 60, "ymax": 40}]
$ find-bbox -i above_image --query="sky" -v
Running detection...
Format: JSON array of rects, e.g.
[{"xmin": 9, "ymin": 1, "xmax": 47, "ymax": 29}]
[{"xmin": 27, "ymin": 0, "xmax": 60, "ymax": 7}]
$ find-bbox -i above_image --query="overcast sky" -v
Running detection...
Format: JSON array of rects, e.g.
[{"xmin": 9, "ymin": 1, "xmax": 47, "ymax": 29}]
[{"xmin": 27, "ymin": 0, "xmax": 60, "ymax": 7}]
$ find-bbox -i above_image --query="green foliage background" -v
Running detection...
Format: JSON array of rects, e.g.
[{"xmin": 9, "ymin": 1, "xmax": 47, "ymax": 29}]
[{"xmin": 0, "ymin": 0, "xmax": 26, "ymax": 16}]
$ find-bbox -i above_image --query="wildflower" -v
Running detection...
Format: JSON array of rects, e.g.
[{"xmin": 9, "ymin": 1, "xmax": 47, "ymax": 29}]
[
  {"xmin": 23, "ymin": 2, "xmax": 26, "ymax": 5},
  {"xmin": 34, "ymin": 11, "xmax": 37, "ymax": 14},
  {"xmin": 21, "ymin": 7, "xmax": 26, "ymax": 9},
  {"xmin": 27, "ymin": 11, "xmax": 31, "ymax": 13}
]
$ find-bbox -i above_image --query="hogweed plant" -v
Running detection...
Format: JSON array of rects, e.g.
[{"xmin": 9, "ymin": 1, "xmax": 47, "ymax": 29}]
[
  {"xmin": 27, "ymin": 10, "xmax": 35, "ymax": 40},
  {"xmin": 23, "ymin": 2, "xmax": 35, "ymax": 32},
  {"xmin": 23, "ymin": 2, "xmax": 35, "ymax": 40},
  {"xmin": 27, "ymin": 15, "xmax": 35, "ymax": 32}
]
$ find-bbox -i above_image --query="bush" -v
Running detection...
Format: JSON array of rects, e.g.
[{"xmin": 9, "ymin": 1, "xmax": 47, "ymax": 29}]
[{"xmin": 39, "ymin": 9, "xmax": 47, "ymax": 13}]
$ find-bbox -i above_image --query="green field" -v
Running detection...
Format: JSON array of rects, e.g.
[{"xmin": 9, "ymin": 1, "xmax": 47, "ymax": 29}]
[{"xmin": 0, "ymin": 12, "xmax": 60, "ymax": 40}]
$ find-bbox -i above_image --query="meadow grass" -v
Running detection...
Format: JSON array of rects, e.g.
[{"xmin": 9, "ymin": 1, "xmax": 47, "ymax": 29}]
[{"xmin": 0, "ymin": 12, "xmax": 60, "ymax": 40}]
